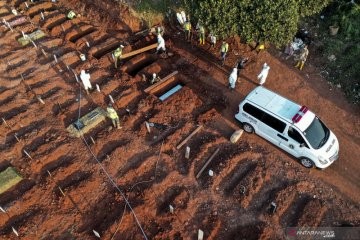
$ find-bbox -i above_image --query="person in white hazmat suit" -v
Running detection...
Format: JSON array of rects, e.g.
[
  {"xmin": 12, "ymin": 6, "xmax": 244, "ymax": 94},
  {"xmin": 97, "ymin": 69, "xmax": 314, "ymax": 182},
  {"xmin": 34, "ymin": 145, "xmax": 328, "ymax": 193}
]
[
  {"xmin": 228, "ymin": 68, "xmax": 238, "ymax": 90},
  {"xmin": 80, "ymin": 70, "xmax": 92, "ymax": 94},
  {"xmin": 257, "ymin": 63, "xmax": 270, "ymax": 85},
  {"xmin": 156, "ymin": 35, "xmax": 166, "ymax": 53}
]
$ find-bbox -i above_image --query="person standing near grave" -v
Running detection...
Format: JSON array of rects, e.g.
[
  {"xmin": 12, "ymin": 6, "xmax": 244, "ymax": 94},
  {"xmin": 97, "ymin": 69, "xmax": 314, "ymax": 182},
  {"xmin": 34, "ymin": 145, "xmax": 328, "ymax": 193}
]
[
  {"xmin": 156, "ymin": 34, "xmax": 166, "ymax": 54},
  {"xmin": 106, "ymin": 104, "xmax": 121, "ymax": 129},
  {"xmin": 113, "ymin": 45, "xmax": 124, "ymax": 69},
  {"xmin": 295, "ymin": 45, "xmax": 309, "ymax": 70},
  {"xmin": 228, "ymin": 67, "xmax": 238, "ymax": 91},
  {"xmin": 198, "ymin": 24, "xmax": 205, "ymax": 45},
  {"xmin": 257, "ymin": 63, "xmax": 270, "ymax": 86},
  {"xmin": 184, "ymin": 19, "xmax": 192, "ymax": 42},
  {"xmin": 80, "ymin": 70, "xmax": 92, "ymax": 94},
  {"xmin": 220, "ymin": 41, "xmax": 229, "ymax": 65}
]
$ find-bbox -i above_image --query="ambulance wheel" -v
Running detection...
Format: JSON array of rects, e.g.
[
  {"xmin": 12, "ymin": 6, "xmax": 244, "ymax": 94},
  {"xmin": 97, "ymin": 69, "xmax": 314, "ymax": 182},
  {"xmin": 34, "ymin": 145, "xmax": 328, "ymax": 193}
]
[
  {"xmin": 300, "ymin": 157, "xmax": 314, "ymax": 168},
  {"xmin": 243, "ymin": 123, "xmax": 254, "ymax": 133}
]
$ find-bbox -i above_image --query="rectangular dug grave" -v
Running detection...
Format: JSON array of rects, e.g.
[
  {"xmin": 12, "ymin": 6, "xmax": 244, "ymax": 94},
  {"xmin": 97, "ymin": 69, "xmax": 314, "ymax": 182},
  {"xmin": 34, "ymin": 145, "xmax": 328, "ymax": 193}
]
[
  {"xmin": 0, "ymin": 167, "xmax": 23, "ymax": 194},
  {"xmin": 144, "ymin": 71, "xmax": 184, "ymax": 101},
  {"xmin": 67, "ymin": 107, "xmax": 107, "ymax": 138}
]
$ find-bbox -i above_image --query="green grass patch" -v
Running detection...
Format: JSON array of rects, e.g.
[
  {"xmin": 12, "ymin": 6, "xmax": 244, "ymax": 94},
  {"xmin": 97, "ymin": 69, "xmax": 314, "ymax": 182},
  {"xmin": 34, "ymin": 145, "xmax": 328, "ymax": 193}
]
[{"xmin": 0, "ymin": 167, "xmax": 23, "ymax": 194}]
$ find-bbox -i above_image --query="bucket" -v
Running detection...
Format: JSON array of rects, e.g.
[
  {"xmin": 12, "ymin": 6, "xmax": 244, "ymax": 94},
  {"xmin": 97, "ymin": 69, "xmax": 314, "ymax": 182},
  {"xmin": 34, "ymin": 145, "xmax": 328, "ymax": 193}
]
[
  {"xmin": 329, "ymin": 26, "xmax": 339, "ymax": 36},
  {"xmin": 80, "ymin": 54, "xmax": 86, "ymax": 61}
]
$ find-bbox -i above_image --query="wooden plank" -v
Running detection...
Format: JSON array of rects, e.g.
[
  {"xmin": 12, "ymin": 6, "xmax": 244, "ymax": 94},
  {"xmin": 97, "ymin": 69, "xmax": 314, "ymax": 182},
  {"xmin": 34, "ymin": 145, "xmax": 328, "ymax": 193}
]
[
  {"xmin": 196, "ymin": 148, "xmax": 220, "ymax": 179},
  {"xmin": 144, "ymin": 71, "xmax": 178, "ymax": 93},
  {"xmin": 176, "ymin": 125, "xmax": 202, "ymax": 150},
  {"xmin": 120, "ymin": 43, "xmax": 158, "ymax": 59}
]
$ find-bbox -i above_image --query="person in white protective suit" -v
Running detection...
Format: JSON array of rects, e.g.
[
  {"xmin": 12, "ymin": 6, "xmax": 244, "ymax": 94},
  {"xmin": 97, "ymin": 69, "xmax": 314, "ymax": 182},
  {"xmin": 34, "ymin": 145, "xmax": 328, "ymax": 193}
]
[
  {"xmin": 257, "ymin": 63, "xmax": 270, "ymax": 86},
  {"xmin": 156, "ymin": 35, "xmax": 166, "ymax": 53},
  {"xmin": 228, "ymin": 68, "xmax": 238, "ymax": 90},
  {"xmin": 80, "ymin": 70, "xmax": 92, "ymax": 94}
]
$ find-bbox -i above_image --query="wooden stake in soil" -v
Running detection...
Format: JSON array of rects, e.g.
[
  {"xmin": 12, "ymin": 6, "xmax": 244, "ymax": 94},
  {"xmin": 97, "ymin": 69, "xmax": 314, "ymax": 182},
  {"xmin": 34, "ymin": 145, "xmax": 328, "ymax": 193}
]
[
  {"xmin": 58, "ymin": 186, "xmax": 66, "ymax": 197},
  {"xmin": 31, "ymin": 40, "xmax": 37, "ymax": 48},
  {"xmin": 96, "ymin": 84, "xmax": 100, "ymax": 92},
  {"xmin": 196, "ymin": 148, "xmax": 220, "ymax": 179},
  {"xmin": 169, "ymin": 205, "xmax": 174, "ymax": 214},
  {"xmin": 37, "ymin": 96, "xmax": 45, "ymax": 104},
  {"xmin": 14, "ymin": 133, "xmax": 20, "ymax": 142},
  {"xmin": 145, "ymin": 121, "xmax": 151, "ymax": 133},
  {"xmin": 41, "ymin": 12, "xmax": 45, "ymax": 20},
  {"xmin": 25, "ymin": 2, "xmax": 29, "ymax": 8},
  {"xmin": 185, "ymin": 146, "xmax": 190, "ymax": 159},
  {"xmin": 86, "ymin": 41, "xmax": 90, "ymax": 48},
  {"xmin": 53, "ymin": 54, "xmax": 58, "ymax": 63},
  {"xmin": 90, "ymin": 136, "xmax": 96, "ymax": 145},
  {"xmin": 176, "ymin": 125, "xmax": 202, "ymax": 150},
  {"xmin": 2, "ymin": 118, "xmax": 11, "ymax": 129},
  {"xmin": 198, "ymin": 229, "xmax": 204, "ymax": 240},
  {"xmin": 61, "ymin": 24, "xmax": 65, "ymax": 32},
  {"xmin": 0, "ymin": 206, "xmax": 6, "ymax": 213},
  {"xmin": 92, "ymin": 230, "xmax": 101, "ymax": 238},
  {"xmin": 47, "ymin": 170, "xmax": 52, "ymax": 178},
  {"xmin": 41, "ymin": 48, "xmax": 47, "ymax": 57},
  {"xmin": 12, "ymin": 227, "xmax": 19, "ymax": 237},
  {"xmin": 109, "ymin": 95, "xmax": 114, "ymax": 104},
  {"xmin": 57, "ymin": 102, "xmax": 62, "ymax": 112},
  {"xmin": 23, "ymin": 150, "xmax": 33, "ymax": 160}
]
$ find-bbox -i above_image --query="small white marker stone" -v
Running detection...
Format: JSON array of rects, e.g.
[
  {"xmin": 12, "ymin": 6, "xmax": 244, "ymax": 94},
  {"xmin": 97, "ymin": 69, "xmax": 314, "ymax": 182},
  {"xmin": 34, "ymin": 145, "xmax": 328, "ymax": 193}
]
[
  {"xmin": 96, "ymin": 84, "xmax": 100, "ymax": 92},
  {"xmin": 198, "ymin": 229, "xmax": 204, "ymax": 240},
  {"xmin": 208, "ymin": 169, "xmax": 214, "ymax": 177},
  {"xmin": 169, "ymin": 205, "xmax": 174, "ymax": 214},
  {"xmin": 93, "ymin": 229, "xmax": 101, "ymax": 238}
]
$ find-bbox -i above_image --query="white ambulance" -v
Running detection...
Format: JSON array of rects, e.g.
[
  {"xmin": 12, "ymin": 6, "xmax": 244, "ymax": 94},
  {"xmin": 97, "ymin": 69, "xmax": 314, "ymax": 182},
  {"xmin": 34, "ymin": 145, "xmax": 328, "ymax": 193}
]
[{"xmin": 235, "ymin": 86, "xmax": 339, "ymax": 169}]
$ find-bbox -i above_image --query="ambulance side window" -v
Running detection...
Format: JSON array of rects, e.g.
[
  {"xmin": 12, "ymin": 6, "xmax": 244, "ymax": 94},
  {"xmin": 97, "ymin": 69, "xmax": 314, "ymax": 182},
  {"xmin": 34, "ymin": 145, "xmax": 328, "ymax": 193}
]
[
  {"xmin": 261, "ymin": 112, "xmax": 286, "ymax": 133},
  {"xmin": 243, "ymin": 103, "xmax": 264, "ymax": 120},
  {"xmin": 288, "ymin": 127, "xmax": 307, "ymax": 146}
]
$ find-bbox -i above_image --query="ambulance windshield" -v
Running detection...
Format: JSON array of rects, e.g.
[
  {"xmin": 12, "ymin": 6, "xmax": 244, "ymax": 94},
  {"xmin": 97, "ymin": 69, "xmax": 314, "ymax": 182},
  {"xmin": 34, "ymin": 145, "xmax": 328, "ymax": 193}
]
[{"xmin": 304, "ymin": 117, "xmax": 330, "ymax": 149}]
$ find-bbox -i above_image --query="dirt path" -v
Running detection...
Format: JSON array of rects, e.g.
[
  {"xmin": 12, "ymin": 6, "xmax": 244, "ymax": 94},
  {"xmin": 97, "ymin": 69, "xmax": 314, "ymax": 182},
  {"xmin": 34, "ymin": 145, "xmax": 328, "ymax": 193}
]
[{"xmin": 169, "ymin": 35, "xmax": 360, "ymax": 203}]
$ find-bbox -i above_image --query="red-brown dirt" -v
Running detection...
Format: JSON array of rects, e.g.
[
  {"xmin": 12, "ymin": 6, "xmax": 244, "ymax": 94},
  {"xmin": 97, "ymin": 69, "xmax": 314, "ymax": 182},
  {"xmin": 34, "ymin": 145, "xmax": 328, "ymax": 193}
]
[{"xmin": 0, "ymin": 0, "xmax": 359, "ymax": 239}]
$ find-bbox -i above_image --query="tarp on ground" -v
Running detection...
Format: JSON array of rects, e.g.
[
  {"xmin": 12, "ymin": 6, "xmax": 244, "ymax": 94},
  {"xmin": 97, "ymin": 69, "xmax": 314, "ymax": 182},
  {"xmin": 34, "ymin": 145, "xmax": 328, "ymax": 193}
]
[
  {"xmin": 18, "ymin": 29, "xmax": 46, "ymax": 46},
  {"xmin": 0, "ymin": 167, "xmax": 23, "ymax": 194}
]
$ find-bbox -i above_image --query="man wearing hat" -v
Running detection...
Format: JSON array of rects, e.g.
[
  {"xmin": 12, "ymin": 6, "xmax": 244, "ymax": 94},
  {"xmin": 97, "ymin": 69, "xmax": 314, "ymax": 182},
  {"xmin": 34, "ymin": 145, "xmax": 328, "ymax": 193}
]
[{"xmin": 114, "ymin": 45, "xmax": 124, "ymax": 68}]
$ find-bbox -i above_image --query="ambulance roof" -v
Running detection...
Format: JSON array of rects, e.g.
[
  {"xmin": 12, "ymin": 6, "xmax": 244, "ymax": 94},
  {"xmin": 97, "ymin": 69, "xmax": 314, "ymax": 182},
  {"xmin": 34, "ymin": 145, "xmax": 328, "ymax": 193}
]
[{"xmin": 245, "ymin": 87, "xmax": 315, "ymax": 132}]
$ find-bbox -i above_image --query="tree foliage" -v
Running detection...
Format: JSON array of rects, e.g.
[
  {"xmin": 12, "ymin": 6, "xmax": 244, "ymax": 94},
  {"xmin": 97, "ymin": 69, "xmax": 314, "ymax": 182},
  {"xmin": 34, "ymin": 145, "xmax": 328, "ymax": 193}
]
[
  {"xmin": 184, "ymin": 0, "xmax": 237, "ymax": 38},
  {"xmin": 237, "ymin": 0, "xmax": 299, "ymax": 47},
  {"xmin": 184, "ymin": 0, "xmax": 330, "ymax": 46},
  {"xmin": 298, "ymin": 0, "xmax": 331, "ymax": 17}
]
